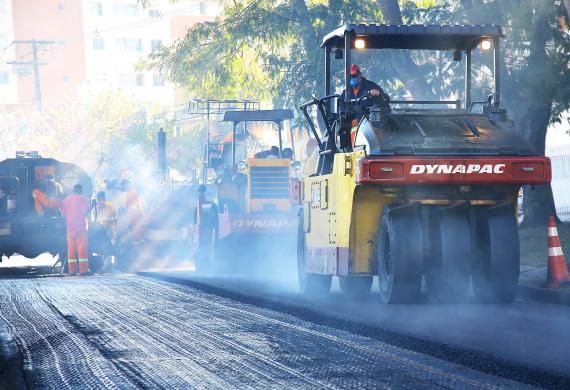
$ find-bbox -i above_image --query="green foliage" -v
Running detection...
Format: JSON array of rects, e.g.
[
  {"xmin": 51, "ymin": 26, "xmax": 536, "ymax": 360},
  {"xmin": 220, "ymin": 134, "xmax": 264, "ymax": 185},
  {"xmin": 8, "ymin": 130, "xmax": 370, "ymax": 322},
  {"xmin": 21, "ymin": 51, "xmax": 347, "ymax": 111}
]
[
  {"xmin": 145, "ymin": 0, "xmax": 569, "ymax": 127},
  {"xmin": 0, "ymin": 91, "xmax": 168, "ymax": 179},
  {"xmin": 450, "ymin": 0, "xmax": 570, "ymax": 134},
  {"xmin": 144, "ymin": 0, "xmax": 382, "ymax": 109}
]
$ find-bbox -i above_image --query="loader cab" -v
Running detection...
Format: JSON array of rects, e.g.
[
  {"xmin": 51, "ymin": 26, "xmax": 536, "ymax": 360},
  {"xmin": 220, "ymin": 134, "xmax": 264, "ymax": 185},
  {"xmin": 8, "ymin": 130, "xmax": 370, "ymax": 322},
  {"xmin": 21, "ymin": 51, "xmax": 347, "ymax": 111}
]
[
  {"xmin": 219, "ymin": 109, "xmax": 298, "ymax": 214},
  {"xmin": 300, "ymin": 24, "xmax": 533, "ymax": 176}
]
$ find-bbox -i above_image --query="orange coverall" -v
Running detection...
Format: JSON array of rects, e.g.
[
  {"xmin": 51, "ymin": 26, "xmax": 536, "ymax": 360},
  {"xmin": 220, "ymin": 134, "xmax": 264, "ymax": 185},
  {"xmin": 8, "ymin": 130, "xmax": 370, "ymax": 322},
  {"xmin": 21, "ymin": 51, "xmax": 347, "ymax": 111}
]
[
  {"xmin": 32, "ymin": 189, "xmax": 61, "ymax": 215},
  {"xmin": 96, "ymin": 201, "xmax": 118, "ymax": 236},
  {"xmin": 61, "ymin": 194, "xmax": 90, "ymax": 274},
  {"xmin": 126, "ymin": 189, "xmax": 144, "ymax": 241}
]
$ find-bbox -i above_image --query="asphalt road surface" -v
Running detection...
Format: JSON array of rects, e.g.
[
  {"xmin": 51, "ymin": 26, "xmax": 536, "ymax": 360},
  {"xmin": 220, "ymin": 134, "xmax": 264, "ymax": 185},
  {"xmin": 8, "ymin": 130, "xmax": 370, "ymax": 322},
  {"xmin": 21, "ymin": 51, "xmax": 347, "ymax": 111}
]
[
  {"xmin": 145, "ymin": 272, "xmax": 570, "ymax": 380},
  {"xmin": 0, "ymin": 275, "xmax": 562, "ymax": 389}
]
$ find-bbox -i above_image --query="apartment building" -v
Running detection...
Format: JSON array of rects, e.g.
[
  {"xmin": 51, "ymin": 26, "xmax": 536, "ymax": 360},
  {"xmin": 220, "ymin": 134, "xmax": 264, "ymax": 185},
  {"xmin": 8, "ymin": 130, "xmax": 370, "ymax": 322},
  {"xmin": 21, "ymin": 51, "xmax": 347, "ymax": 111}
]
[
  {"xmin": 3, "ymin": 0, "xmax": 219, "ymax": 107},
  {"xmin": 0, "ymin": 0, "xmax": 18, "ymax": 105}
]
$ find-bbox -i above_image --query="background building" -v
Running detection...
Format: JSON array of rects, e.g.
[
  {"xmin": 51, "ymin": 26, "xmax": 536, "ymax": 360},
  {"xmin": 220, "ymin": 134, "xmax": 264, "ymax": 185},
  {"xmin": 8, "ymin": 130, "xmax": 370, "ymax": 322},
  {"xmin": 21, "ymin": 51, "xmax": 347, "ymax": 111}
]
[
  {"xmin": 0, "ymin": 0, "xmax": 18, "ymax": 107},
  {"xmin": 1, "ymin": 0, "xmax": 220, "ymax": 108}
]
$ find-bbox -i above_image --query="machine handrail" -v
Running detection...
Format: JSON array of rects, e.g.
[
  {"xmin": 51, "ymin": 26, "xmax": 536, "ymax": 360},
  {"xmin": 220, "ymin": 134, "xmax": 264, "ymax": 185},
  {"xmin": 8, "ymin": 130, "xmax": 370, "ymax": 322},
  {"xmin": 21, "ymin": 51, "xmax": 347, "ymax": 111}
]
[
  {"xmin": 391, "ymin": 100, "xmax": 461, "ymax": 108},
  {"xmin": 300, "ymin": 99, "xmax": 325, "ymax": 152}
]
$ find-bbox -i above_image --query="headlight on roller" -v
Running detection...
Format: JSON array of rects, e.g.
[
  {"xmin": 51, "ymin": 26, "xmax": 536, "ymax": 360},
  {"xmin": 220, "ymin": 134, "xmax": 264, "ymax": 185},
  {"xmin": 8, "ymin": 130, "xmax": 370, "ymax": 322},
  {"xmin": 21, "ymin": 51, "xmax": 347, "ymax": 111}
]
[
  {"xmin": 291, "ymin": 161, "xmax": 302, "ymax": 171},
  {"xmin": 237, "ymin": 160, "xmax": 248, "ymax": 171}
]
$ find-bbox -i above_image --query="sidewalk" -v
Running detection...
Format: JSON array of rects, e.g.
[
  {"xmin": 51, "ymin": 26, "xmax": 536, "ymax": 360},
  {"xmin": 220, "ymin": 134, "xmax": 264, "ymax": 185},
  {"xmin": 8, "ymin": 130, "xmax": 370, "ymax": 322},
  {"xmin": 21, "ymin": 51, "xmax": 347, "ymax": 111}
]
[{"xmin": 518, "ymin": 224, "xmax": 570, "ymax": 306}]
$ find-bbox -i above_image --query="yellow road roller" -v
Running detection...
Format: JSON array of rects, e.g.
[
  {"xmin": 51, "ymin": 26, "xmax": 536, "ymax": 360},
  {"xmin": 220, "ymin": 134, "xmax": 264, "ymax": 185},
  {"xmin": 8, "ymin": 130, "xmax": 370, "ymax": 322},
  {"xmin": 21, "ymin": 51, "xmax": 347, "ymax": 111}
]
[{"xmin": 295, "ymin": 24, "xmax": 551, "ymax": 303}]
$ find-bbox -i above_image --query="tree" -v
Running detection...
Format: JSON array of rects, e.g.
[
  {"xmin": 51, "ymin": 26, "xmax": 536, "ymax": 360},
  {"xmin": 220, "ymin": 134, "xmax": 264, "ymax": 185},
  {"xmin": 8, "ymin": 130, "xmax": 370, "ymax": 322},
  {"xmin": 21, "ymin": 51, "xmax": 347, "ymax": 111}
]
[
  {"xmin": 0, "ymin": 91, "xmax": 166, "ymax": 179},
  {"xmin": 144, "ymin": 0, "xmax": 383, "ymax": 109},
  {"xmin": 454, "ymin": 0, "xmax": 570, "ymax": 226}
]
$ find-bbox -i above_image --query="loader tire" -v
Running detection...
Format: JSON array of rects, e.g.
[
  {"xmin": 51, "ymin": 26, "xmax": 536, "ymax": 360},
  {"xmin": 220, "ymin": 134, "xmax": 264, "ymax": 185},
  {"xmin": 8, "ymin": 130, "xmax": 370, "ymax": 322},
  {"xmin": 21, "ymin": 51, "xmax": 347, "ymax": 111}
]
[
  {"xmin": 297, "ymin": 209, "xmax": 331, "ymax": 296},
  {"xmin": 473, "ymin": 205, "xmax": 520, "ymax": 303},
  {"xmin": 339, "ymin": 276, "xmax": 373, "ymax": 298},
  {"xmin": 376, "ymin": 205, "xmax": 422, "ymax": 304},
  {"xmin": 425, "ymin": 209, "xmax": 472, "ymax": 303},
  {"xmin": 195, "ymin": 205, "xmax": 218, "ymax": 274}
]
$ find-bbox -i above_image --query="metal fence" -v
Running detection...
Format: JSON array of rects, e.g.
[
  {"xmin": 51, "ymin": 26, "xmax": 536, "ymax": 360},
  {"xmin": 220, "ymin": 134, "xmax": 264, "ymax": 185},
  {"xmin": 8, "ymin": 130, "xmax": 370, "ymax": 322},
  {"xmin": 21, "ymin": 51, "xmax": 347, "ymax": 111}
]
[{"xmin": 550, "ymin": 153, "xmax": 570, "ymax": 217}]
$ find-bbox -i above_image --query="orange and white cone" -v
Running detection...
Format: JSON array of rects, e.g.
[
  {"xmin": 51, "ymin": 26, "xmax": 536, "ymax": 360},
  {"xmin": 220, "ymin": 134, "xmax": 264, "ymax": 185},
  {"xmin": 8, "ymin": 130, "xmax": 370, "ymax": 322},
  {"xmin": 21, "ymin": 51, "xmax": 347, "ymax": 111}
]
[{"xmin": 547, "ymin": 216, "xmax": 570, "ymax": 288}]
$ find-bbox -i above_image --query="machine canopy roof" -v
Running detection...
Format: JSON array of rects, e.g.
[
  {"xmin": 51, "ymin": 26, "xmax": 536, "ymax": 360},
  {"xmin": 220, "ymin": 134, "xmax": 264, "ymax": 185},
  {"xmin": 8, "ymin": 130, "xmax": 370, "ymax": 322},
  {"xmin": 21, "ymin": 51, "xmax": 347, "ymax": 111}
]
[
  {"xmin": 222, "ymin": 109, "xmax": 294, "ymax": 123},
  {"xmin": 321, "ymin": 24, "xmax": 503, "ymax": 51}
]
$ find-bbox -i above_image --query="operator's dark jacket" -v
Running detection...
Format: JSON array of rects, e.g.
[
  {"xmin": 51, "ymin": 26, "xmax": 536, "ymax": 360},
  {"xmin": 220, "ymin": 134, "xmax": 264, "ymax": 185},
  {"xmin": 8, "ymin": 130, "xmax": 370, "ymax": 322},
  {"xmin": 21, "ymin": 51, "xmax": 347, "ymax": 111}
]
[
  {"xmin": 339, "ymin": 77, "xmax": 384, "ymax": 114},
  {"xmin": 336, "ymin": 77, "xmax": 385, "ymax": 149}
]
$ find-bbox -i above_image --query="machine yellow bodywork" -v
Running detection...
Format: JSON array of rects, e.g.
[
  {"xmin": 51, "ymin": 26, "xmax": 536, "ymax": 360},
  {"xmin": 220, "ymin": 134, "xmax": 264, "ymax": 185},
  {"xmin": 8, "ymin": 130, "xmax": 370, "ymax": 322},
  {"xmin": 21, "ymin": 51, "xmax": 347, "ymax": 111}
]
[
  {"xmin": 242, "ymin": 158, "xmax": 293, "ymax": 213},
  {"xmin": 301, "ymin": 151, "xmax": 521, "ymax": 277},
  {"xmin": 302, "ymin": 151, "xmax": 397, "ymax": 276}
]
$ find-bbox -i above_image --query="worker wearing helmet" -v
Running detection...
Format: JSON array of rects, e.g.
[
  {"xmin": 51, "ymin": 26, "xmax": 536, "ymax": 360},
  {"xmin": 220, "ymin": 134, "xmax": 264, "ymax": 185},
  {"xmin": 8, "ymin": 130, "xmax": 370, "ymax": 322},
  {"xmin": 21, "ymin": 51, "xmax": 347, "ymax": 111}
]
[
  {"xmin": 340, "ymin": 64, "xmax": 385, "ymax": 106},
  {"xmin": 61, "ymin": 184, "xmax": 90, "ymax": 275},
  {"xmin": 95, "ymin": 191, "xmax": 118, "ymax": 238},
  {"xmin": 340, "ymin": 64, "xmax": 387, "ymax": 146},
  {"xmin": 120, "ymin": 179, "xmax": 144, "ymax": 242}
]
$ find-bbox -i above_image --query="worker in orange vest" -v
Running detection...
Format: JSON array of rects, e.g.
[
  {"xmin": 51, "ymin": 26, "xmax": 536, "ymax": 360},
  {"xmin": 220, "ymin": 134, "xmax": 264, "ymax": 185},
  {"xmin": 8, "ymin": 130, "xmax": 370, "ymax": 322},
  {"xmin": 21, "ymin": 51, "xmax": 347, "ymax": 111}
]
[
  {"xmin": 120, "ymin": 179, "xmax": 144, "ymax": 242},
  {"xmin": 32, "ymin": 185, "xmax": 50, "ymax": 215},
  {"xmin": 95, "ymin": 191, "xmax": 118, "ymax": 238},
  {"xmin": 32, "ymin": 176, "xmax": 63, "ymax": 216},
  {"xmin": 61, "ymin": 184, "xmax": 91, "ymax": 275}
]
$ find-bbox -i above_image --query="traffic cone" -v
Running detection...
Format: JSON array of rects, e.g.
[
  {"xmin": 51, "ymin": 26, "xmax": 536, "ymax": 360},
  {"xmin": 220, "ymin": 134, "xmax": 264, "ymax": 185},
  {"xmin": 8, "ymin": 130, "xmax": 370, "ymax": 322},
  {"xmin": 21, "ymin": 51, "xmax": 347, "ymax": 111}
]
[{"xmin": 547, "ymin": 216, "xmax": 570, "ymax": 288}]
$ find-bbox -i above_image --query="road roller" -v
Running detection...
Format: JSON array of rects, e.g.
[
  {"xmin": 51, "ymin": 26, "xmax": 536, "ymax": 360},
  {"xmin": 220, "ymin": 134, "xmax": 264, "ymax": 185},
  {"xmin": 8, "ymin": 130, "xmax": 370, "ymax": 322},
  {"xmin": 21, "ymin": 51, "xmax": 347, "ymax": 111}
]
[{"xmin": 295, "ymin": 24, "xmax": 551, "ymax": 303}]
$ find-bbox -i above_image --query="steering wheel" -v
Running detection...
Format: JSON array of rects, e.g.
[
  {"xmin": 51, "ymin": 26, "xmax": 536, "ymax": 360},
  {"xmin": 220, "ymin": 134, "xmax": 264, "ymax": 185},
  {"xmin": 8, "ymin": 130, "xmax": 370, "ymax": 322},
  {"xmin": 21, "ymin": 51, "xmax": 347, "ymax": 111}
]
[
  {"xmin": 358, "ymin": 92, "xmax": 373, "ymax": 103},
  {"xmin": 348, "ymin": 92, "xmax": 373, "ymax": 104}
]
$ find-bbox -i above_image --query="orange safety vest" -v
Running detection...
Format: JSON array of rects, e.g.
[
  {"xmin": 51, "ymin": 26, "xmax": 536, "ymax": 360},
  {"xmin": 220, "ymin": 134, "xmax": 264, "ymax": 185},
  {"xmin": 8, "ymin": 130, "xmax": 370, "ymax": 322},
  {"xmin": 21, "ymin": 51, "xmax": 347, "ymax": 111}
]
[
  {"xmin": 32, "ymin": 189, "xmax": 48, "ymax": 215},
  {"xmin": 218, "ymin": 132, "xmax": 234, "ymax": 153},
  {"xmin": 33, "ymin": 189, "xmax": 61, "ymax": 215},
  {"xmin": 350, "ymin": 119, "xmax": 359, "ymax": 146},
  {"xmin": 96, "ymin": 201, "xmax": 117, "ymax": 232}
]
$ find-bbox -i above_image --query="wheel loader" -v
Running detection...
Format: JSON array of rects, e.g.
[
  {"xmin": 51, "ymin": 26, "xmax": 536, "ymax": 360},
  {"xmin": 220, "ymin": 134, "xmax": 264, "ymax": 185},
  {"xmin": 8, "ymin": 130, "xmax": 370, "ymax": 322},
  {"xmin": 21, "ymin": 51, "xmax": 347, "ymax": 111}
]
[{"xmin": 296, "ymin": 24, "xmax": 551, "ymax": 303}]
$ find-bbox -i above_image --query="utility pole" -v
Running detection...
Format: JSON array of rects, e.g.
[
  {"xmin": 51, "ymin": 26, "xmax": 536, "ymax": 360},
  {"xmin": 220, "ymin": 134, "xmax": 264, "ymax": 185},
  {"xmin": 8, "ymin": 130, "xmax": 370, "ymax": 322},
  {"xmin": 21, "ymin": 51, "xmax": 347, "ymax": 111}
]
[{"xmin": 8, "ymin": 40, "xmax": 56, "ymax": 111}]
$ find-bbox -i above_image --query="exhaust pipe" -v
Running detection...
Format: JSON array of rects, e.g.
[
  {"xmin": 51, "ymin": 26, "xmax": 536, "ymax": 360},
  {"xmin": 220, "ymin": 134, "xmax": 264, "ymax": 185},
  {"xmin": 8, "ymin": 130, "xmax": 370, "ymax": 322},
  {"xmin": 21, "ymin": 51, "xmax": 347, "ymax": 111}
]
[{"xmin": 157, "ymin": 127, "xmax": 167, "ymax": 184}]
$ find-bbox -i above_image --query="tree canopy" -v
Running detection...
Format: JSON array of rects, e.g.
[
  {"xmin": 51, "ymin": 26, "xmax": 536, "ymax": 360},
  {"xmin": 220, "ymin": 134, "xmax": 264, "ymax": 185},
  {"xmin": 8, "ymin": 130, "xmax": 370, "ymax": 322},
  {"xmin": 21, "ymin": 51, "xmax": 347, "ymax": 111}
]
[{"xmin": 0, "ymin": 91, "xmax": 168, "ymax": 179}]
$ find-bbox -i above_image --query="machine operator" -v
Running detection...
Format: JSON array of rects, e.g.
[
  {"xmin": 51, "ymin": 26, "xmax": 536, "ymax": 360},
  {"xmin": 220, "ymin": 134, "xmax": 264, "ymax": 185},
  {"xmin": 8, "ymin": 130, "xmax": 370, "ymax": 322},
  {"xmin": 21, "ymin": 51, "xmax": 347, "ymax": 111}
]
[
  {"xmin": 339, "ymin": 64, "xmax": 388, "ymax": 147},
  {"xmin": 340, "ymin": 64, "xmax": 385, "ymax": 111}
]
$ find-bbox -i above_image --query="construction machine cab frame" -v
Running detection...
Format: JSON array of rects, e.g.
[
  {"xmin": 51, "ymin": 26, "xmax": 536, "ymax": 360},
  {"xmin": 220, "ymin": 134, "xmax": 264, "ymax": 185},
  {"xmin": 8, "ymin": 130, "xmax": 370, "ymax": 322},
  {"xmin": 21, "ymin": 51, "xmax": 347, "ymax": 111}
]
[
  {"xmin": 191, "ymin": 109, "xmax": 299, "ymax": 274},
  {"xmin": 221, "ymin": 109, "xmax": 296, "ymax": 172},
  {"xmin": 302, "ymin": 24, "xmax": 505, "ymax": 169}
]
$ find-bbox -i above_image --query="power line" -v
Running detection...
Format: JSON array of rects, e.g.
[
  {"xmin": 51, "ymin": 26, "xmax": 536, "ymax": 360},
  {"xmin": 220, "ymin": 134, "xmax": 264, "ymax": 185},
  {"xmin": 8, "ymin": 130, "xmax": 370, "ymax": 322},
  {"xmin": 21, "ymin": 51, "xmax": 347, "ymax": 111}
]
[
  {"xmin": 7, "ymin": 40, "xmax": 59, "ymax": 111},
  {"xmin": 1, "ymin": 2, "xmax": 217, "ymax": 109},
  {"xmin": 71, "ymin": 1, "xmax": 216, "ymax": 48}
]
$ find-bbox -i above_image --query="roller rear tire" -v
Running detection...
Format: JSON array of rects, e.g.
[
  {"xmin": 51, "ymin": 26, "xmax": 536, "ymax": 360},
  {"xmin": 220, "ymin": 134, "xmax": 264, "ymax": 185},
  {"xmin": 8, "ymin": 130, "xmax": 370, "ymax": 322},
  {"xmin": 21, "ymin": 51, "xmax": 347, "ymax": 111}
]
[
  {"xmin": 376, "ymin": 205, "xmax": 422, "ymax": 304},
  {"xmin": 473, "ymin": 205, "xmax": 520, "ymax": 303},
  {"xmin": 425, "ymin": 209, "xmax": 472, "ymax": 303}
]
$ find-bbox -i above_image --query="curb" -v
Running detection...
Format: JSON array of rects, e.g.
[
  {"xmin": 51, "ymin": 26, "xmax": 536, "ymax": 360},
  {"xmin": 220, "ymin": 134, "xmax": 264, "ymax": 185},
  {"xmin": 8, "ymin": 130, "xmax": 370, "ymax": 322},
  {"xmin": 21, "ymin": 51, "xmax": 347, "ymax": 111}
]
[
  {"xmin": 517, "ymin": 284, "xmax": 570, "ymax": 307},
  {"xmin": 0, "ymin": 323, "xmax": 26, "ymax": 390}
]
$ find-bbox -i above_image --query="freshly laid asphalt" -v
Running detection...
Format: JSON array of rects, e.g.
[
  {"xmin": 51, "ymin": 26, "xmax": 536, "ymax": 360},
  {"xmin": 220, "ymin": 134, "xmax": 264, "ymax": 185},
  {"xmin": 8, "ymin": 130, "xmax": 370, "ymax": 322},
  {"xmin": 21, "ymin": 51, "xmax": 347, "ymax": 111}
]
[
  {"xmin": 143, "ymin": 271, "xmax": 570, "ymax": 387},
  {"xmin": 1, "ymin": 274, "xmax": 565, "ymax": 389}
]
